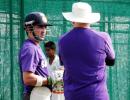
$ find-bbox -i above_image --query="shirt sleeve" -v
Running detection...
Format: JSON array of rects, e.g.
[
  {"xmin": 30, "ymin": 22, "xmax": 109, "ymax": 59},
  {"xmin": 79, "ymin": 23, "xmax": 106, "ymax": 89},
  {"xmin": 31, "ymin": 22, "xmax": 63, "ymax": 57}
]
[
  {"xmin": 104, "ymin": 33, "xmax": 115, "ymax": 66},
  {"xmin": 104, "ymin": 33, "xmax": 115, "ymax": 60},
  {"xmin": 20, "ymin": 46, "xmax": 39, "ymax": 72}
]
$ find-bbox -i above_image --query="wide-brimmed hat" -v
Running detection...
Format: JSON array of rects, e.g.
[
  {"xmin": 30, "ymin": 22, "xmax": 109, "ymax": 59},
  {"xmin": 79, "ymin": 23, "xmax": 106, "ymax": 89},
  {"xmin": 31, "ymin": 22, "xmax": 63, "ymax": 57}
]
[{"xmin": 62, "ymin": 2, "xmax": 100, "ymax": 24}]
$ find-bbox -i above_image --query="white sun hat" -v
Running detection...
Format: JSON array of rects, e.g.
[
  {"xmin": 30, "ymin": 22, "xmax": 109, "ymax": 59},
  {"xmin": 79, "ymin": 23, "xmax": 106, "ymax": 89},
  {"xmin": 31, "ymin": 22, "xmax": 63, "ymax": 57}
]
[{"xmin": 62, "ymin": 2, "xmax": 100, "ymax": 24}]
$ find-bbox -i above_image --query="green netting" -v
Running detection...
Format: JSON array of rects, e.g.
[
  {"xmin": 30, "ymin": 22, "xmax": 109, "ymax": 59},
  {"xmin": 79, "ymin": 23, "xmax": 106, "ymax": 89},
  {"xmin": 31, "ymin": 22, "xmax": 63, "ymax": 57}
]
[{"xmin": 0, "ymin": 0, "xmax": 130, "ymax": 100}]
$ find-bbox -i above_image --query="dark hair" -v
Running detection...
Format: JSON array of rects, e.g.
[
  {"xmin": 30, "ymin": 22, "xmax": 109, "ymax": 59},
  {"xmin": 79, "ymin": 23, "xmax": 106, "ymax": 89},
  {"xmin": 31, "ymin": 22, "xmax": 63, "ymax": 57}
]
[{"xmin": 44, "ymin": 41, "xmax": 56, "ymax": 50}]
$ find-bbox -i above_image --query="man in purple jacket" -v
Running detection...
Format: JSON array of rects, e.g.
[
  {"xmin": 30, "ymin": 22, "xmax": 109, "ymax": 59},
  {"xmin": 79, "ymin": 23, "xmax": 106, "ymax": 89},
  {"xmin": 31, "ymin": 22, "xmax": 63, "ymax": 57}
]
[
  {"xmin": 58, "ymin": 2, "xmax": 115, "ymax": 100},
  {"xmin": 19, "ymin": 12, "xmax": 52, "ymax": 100}
]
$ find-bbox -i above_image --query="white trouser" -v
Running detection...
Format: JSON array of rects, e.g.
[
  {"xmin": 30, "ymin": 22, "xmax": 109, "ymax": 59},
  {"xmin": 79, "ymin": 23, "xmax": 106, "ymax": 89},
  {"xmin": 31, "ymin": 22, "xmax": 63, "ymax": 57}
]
[
  {"xmin": 51, "ymin": 93, "xmax": 64, "ymax": 100},
  {"xmin": 30, "ymin": 87, "xmax": 51, "ymax": 100}
]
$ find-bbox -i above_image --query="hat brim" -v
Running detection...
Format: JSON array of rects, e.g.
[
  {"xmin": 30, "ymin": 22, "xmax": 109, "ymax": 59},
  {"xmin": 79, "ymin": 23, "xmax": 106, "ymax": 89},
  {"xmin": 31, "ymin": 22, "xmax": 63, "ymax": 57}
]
[
  {"xmin": 38, "ymin": 23, "xmax": 52, "ymax": 26},
  {"xmin": 62, "ymin": 12, "xmax": 100, "ymax": 24},
  {"xmin": 46, "ymin": 24, "xmax": 53, "ymax": 26}
]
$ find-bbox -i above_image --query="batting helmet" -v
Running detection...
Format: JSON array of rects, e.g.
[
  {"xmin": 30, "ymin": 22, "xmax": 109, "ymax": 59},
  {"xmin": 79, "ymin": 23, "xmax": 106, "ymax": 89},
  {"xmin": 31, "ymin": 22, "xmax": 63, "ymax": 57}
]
[
  {"xmin": 24, "ymin": 12, "xmax": 52, "ymax": 41},
  {"xmin": 24, "ymin": 12, "xmax": 52, "ymax": 27}
]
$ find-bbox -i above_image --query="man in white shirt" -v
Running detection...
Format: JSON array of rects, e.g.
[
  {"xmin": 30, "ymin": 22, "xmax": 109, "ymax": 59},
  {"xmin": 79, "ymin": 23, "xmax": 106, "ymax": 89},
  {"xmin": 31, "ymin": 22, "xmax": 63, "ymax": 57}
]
[
  {"xmin": 44, "ymin": 41, "xmax": 61, "ymax": 70},
  {"xmin": 44, "ymin": 41, "xmax": 64, "ymax": 100}
]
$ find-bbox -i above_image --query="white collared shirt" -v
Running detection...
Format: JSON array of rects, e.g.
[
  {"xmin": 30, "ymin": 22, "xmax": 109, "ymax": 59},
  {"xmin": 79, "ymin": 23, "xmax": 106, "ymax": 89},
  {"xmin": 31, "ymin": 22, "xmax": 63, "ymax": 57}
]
[{"xmin": 47, "ymin": 54, "xmax": 61, "ymax": 71}]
